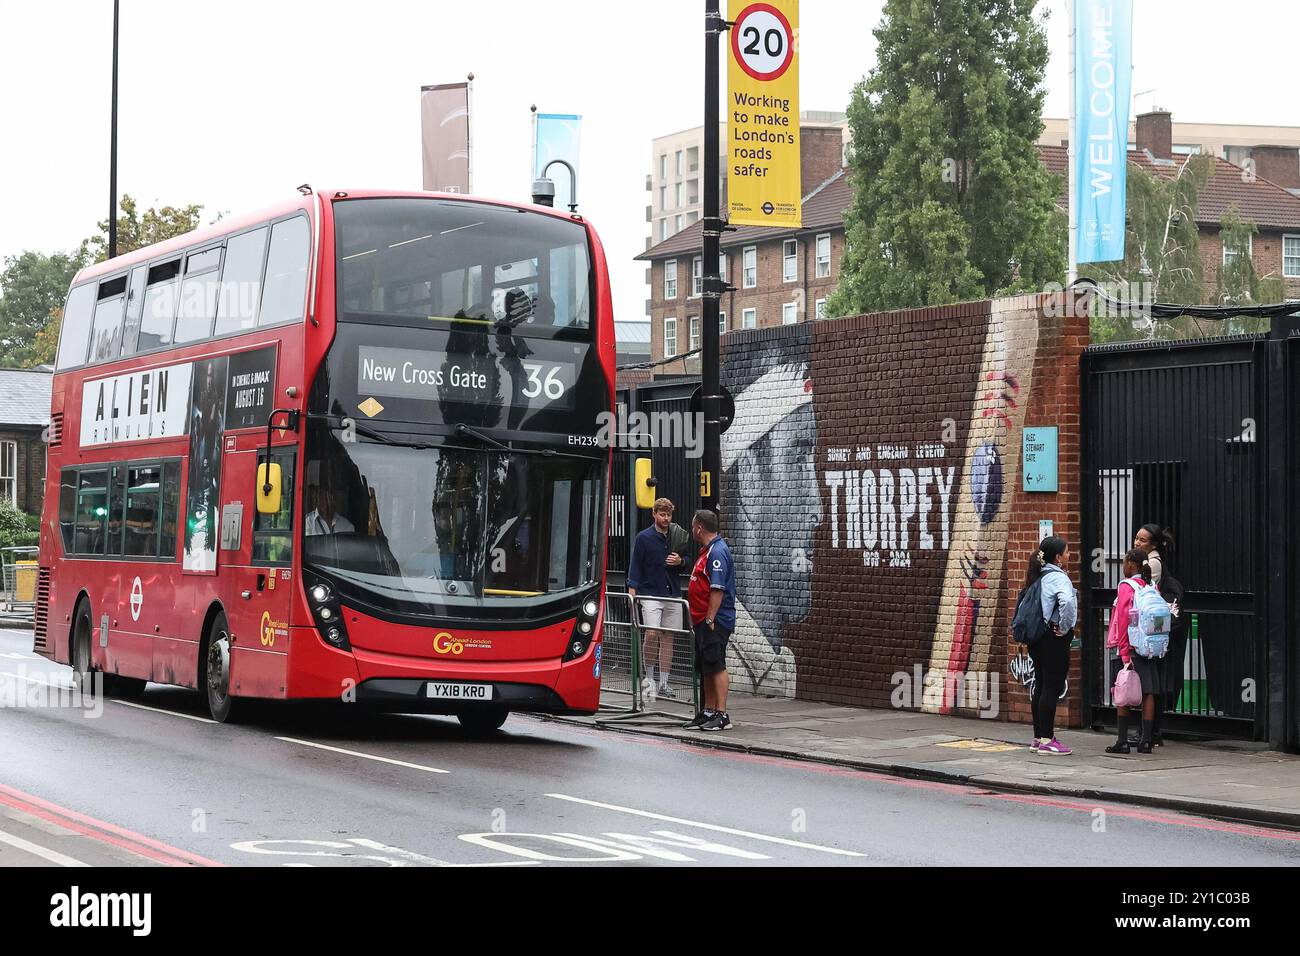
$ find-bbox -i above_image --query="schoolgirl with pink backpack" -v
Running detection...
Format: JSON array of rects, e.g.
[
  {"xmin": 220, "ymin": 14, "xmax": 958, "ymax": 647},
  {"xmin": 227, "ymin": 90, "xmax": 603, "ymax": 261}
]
[{"xmin": 1105, "ymin": 548, "xmax": 1173, "ymax": 754}]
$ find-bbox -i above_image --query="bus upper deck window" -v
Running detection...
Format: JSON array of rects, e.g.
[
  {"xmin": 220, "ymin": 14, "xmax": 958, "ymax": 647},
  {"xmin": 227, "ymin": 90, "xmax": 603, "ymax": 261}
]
[
  {"xmin": 175, "ymin": 246, "xmax": 223, "ymax": 344},
  {"xmin": 137, "ymin": 259, "xmax": 181, "ymax": 352},
  {"xmin": 55, "ymin": 284, "xmax": 96, "ymax": 369},
  {"xmin": 214, "ymin": 226, "xmax": 269, "ymax": 336},
  {"xmin": 260, "ymin": 217, "xmax": 310, "ymax": 327},
  {"xmin": 88, "ymin": 274, "xmax": 128, "ymax": 363}
]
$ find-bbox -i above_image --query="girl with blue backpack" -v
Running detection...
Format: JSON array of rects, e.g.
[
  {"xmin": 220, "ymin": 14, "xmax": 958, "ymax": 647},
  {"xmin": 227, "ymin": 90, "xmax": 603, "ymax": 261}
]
[{"xmin": 1105, "ymin": 548, "xmax": 1170, "ymax": 755}]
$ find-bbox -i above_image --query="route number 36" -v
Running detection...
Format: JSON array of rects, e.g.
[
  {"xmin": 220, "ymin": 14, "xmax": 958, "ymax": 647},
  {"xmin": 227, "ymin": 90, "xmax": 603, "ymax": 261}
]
[{"xmin": 521, "ymin": 363, "xmax": 566, "ymax": 401}]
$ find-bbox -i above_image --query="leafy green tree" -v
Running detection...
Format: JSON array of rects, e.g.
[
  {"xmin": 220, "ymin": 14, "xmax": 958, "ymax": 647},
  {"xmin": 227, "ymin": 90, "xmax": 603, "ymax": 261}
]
[
  {"xmin": 829, "ymin": 0, "xmax": 1065, "ymax": 316},
  {"xmin": 1216, "ymin": 206, "xmax": 1286, "ymax": 335},
  {"xmin": 1081, "ymin": 155, "xmax": 1214, "ymax": 343},
  {"xmin": 0, "ymin": 501, "xmax": 39, "ymax": 546},
  {"xmin": 80, "ymin": 194, "xmax": 205, "ymax": 264},
  {"xmin": 0, "ymin": 250, "xmax": 85, "ymax": 367},
  {"xmin": 18, "ymin": 195, "xmax": 209, "ymax": 366}
]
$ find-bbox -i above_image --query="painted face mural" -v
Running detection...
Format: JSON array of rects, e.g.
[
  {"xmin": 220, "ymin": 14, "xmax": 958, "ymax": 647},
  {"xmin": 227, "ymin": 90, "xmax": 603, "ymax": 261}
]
[{"xmin": 722, "ymin": 337, "xmax": 817, "ymax": 697}]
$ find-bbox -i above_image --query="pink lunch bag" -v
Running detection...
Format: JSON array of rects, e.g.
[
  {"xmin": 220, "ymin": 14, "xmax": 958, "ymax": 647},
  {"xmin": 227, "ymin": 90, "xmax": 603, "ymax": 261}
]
[{"xmin": 1112, "ymin": 667, "xmax": 1143, "ymax": 708}]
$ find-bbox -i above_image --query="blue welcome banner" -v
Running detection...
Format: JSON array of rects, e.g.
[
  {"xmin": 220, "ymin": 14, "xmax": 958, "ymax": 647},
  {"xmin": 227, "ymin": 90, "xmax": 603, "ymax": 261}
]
[
  {"xmin": 1074, "ymin": 0, "xmax": 1133, "ymax": 263},
  {"xmin": 534, "ymin": 113, "xmax": 582, "ymax": 210}
]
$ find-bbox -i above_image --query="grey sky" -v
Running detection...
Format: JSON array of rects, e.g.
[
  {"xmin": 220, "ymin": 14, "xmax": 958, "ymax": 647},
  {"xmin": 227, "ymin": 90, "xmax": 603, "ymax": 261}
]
[{"xmin": 1, "ymin": 1, "xmax": 1297, "ymax": 327}]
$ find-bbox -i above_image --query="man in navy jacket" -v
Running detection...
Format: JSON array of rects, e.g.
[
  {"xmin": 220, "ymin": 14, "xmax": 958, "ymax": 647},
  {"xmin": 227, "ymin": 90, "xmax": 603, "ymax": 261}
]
[{"xmin": 627, "ymin": 498, "xmax": 692, "ymax": 699}]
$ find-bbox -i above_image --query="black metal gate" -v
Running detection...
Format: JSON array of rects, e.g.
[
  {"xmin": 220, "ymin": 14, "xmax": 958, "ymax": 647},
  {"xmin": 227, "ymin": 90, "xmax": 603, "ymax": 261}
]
[
  {"xmin": 606, "ymin": 377, "xmax": 703, "ymax": 589},
  {"xmin": 1081, "ymin": 336, "xmax": 1267, "ymax": 740}
]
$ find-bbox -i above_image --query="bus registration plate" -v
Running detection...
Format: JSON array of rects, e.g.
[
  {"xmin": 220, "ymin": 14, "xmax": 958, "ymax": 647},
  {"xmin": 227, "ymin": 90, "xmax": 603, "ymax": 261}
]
[{"xmin": 426, "ymin": 682, "xmax": 494, "ymax": 700}]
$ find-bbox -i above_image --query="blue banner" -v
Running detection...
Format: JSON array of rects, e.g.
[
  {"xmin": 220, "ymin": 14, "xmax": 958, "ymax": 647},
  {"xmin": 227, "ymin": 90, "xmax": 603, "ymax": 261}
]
[
  {"xmin": 534, "ymin": 113, "xmax": 582, "ymax": 210},
  {"xmin": 1074, "ymin": 0, "xmax": 1133, "ymax": 264}
]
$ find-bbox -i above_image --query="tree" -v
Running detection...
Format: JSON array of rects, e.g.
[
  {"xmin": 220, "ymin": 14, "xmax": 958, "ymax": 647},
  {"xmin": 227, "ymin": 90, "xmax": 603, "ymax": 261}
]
[
  {"xmin": 0, "ymin": 250, "xmax": 85, "ymax": 368},
  {"xmin": 20, "ymin": 195, "xmax": 209, "ymax": 366},
  {"xmin": 80, "ymin": 193, "xmax": 205, "ymax": 264},
  {"xmin": 1216, "ymin": 205, "xmax": 1286, "ymax": 336},
  {"xmin": 828, "ymin": 0, "xmax": 1065, "ymax": 316},
  {"xmin": 1081, "ymin": 155, "xmax": 1214, "ymax": 343}
]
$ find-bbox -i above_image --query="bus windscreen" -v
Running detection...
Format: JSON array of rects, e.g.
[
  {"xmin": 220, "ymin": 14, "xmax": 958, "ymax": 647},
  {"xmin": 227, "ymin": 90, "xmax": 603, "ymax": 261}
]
[{"xmin": 334, "ymin": 198, "xmax": 592, "ymax": 337}]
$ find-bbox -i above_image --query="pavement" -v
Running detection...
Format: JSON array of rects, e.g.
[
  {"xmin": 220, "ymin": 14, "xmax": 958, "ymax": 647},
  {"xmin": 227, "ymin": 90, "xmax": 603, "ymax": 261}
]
[{"xmin": 555, "ymin": 690, "xmax": 1300, "ymax": 830}]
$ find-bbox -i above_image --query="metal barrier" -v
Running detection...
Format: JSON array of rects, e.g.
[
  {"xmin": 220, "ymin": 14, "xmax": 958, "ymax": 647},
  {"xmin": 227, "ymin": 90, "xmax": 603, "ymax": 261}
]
[
  {"xmin": 0, "ymin": 546, "xmax": 38, "ymax": 620},
  {"xmin": 599, "ymin": 591, "xmax": 698, "ymax": 726}
]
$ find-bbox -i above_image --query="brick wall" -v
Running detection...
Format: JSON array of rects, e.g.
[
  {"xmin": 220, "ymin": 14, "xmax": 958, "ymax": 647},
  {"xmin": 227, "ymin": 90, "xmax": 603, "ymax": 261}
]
[
  {"xmin": 716, "ymin": 292, "xmax": 1088, "ymax": 725},
  {"xmin": 0, "ymin": 429, "xmax": 46, "ymax": 516},
  {"xmin": 1200, "ymin": 227, "xmax": 1300, "ymax": 301}
]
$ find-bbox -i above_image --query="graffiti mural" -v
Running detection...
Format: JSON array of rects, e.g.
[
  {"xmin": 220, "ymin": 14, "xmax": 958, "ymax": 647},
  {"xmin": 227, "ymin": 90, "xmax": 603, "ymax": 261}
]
[
  {"xmin": 721, "ymin": 327, "xmax": 818, "ymax": 697},
  {"xmin": 924, "ymin": 305, "xmax": 1040, "ymax": 714},
  {"xmin": 1009, "ymin": 649, "xmax": 1069, "ymax": 700},
  {"xmin": 714, "ymin": 295, "xmax": 1074, "ymax": 715}
]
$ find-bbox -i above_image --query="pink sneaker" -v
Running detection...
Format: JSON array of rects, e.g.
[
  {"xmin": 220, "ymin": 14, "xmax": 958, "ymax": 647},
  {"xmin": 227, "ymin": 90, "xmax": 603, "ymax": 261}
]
[
  {"xmin": 1029, "ymin": 739, "xmax": 1042, "ymax": 751},
  {"xmin": 1038, "ymin": 738, "xmax": 1072, "ymax": 755}
]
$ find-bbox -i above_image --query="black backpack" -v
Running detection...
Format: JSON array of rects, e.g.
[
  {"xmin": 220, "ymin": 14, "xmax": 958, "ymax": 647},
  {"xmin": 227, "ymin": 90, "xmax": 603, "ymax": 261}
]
[
  {"xmin": 1012, "ymin": 574, "xmax": 1050, "ymax": 647},
  {"xmin": 1159, "ymin": 573, "xmax": 1188, "ymax": 635}
]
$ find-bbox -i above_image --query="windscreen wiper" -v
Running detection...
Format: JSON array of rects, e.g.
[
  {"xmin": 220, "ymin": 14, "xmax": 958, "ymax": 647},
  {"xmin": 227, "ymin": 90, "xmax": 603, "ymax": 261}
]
[
  {"xmin": 348, "ymin": 421, "xmax": 434, "ymax": 450},
  {"xmin": 454, "ymin": 423, "xmax": 510, "ymax": 451}
]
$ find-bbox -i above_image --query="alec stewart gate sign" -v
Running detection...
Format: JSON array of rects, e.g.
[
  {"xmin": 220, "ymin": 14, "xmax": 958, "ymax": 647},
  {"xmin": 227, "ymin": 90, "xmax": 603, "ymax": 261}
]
[{"xmin": 727, "ymin": 0, "xmax": 801, "ymax": 228}]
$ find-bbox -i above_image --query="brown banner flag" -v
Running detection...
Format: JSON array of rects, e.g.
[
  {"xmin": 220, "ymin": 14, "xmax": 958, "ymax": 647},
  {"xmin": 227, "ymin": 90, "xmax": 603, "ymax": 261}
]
[{"xmin": 420, "ymin": 83, "xmax": 470, "ymax": 193}]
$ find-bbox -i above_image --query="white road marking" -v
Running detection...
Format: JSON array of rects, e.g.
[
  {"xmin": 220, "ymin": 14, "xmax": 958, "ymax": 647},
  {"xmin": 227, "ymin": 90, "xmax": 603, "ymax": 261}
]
[
  {"xmin": 0, "ymin": 826, "xmax": 91, "ymax": 867},
  {"xmin": 0, "ymin": 671, "xmax": 74, "ymax": 690},
  {"xmin": 0, "ymin": 652, "xmax": 34, "ymax": 659},
  {"xmin": 111, "ymin": 700, "xmax": 218, "ymax": 724},
  {"xmin": 275, "ymin": 737, "xmax": 450, "ymax": 774},
  {"xmin": 347, "ymin": 837, "xmax": 538, "ymax": 867},
  {"xmin": 545, "ymin": 793, "xmax": 868, "ymax": 858}
]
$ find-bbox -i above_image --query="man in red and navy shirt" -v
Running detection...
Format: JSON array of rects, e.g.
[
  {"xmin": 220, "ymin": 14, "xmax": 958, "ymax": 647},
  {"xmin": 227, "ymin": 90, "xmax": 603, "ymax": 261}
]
[{"xmin": 686, "ymin": 509, "xmax": 736, "ymax": 731}]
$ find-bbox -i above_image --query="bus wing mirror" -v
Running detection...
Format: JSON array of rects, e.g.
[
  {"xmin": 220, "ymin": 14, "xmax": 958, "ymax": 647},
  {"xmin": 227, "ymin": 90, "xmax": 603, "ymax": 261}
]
[
  {"xmin": 256, "ymin": 462, "xmax": 283, "ymax": 515},
  {"xmin": 634, "ymin": 457, "xmax": 657, "ymax": 510}
]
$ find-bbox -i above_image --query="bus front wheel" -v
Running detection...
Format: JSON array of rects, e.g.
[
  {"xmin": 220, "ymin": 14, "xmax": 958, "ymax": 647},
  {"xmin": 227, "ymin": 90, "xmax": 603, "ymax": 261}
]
[
  {"xmin": 457, "ymin": 707, "xmax": 509, "ymax": 735},
  {"xmin": 203, "ymin": 611, "xmax": 238, "ymax": 723}
]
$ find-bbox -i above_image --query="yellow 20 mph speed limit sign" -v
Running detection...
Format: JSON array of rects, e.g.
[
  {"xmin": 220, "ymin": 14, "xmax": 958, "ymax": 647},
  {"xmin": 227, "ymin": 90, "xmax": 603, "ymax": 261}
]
[{"xmin": 727, "ymin": 1, "xmax": 800, "ymax": 228}]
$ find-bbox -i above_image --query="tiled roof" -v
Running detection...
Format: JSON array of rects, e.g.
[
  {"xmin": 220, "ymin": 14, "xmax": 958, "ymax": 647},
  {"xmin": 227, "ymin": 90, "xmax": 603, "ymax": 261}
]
[
  {"xmin": 637, "ymin": 168, "xmax": 852, "ymax": 261},
  {"xmin": 0, "ymin": 369, "xmax": 52, "ymax": 426},
  {"xmin": 1039, "ymin": 144, "xmax": 1300, "ymax": 231}
]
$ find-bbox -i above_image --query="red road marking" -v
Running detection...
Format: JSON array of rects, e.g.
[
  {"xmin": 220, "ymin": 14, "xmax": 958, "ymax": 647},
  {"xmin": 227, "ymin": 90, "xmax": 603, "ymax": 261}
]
[{"xmin": 0, "ymin": 782, "xmax": 225, "ymax": 867}]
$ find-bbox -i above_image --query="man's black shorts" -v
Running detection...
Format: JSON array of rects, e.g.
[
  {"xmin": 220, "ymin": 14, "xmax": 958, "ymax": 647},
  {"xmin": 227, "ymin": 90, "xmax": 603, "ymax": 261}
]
[{"xmin": 693, "ymin": 621, "xmax": 732, "ymax": 676}]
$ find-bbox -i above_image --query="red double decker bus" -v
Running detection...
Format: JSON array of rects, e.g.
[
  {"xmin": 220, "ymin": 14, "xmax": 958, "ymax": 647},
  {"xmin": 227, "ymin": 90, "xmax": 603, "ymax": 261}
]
[{"xmin": 36, "ymin": 189, "xmax": 614, "ymax": 730}]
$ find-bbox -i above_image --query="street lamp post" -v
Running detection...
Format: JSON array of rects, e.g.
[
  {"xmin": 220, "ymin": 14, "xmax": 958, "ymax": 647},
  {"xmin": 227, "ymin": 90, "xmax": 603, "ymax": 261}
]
[
  {"xmin": 109, "ymin": 0, "xmax": 120, "ymax": 260},
  {"xmin": 700, "ymin": 0, "xmax": 728, "ymax": 517}
]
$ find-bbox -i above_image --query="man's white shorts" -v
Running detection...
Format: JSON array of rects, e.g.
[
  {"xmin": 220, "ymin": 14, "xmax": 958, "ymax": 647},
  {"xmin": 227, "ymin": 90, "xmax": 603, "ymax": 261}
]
[{"xmin": 638, "ymin": 598, "xmax": 684, "ymax": 631}]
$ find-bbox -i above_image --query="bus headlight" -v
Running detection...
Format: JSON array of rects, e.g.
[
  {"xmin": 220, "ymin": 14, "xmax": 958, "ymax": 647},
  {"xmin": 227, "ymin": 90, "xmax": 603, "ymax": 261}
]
[
  {"xmin": 583, "ymin": 599, "xmax": 599, "ymax": 618},
  {"xmin": 305, "ymin": 572, "xmax": 351, "ymax": 651},
  {"xmin": 578, "ymin": 620, "xmax": 592, "ymax": 635}
]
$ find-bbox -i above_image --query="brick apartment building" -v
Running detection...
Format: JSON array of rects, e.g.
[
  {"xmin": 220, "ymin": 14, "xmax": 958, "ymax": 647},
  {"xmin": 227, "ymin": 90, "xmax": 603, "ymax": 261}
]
[
  {"xmin": 0, "ymin": 368, "xmax": 52, "ymax": 516},
  {"xmin": 637, "ymin": 126, "xmax": 847, "ymax": 371},
  {"xmin": 1042, "ymin": 110, "xmax": 1300, "ymax": 302},
  {"xmin": 639, "ymin": 110, "xmax": 1300, "ymax": 365}
]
